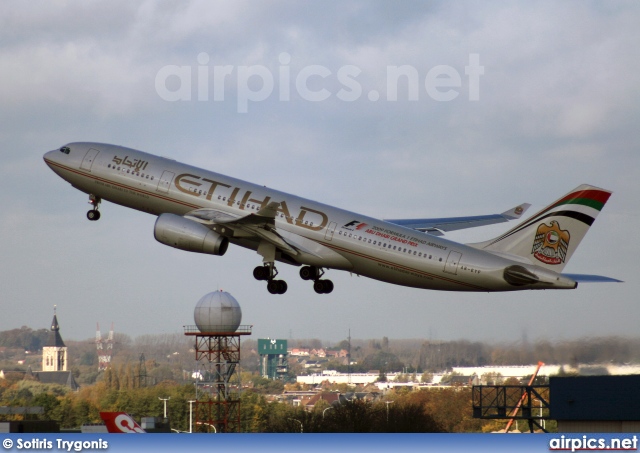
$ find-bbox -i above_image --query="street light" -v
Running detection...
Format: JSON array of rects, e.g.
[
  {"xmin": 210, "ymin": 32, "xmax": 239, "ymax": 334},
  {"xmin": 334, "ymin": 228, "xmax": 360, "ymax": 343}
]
[
  {"xmin": 385, "ymin": 401, "xmax": 394, "ymax": 424},
  {"xmin": 187, "ymin": 400, "xmax": 196, "ymax": 433},
  {"xmin": 533, "ymin": 397, "xmax": 546, "ymax": 430},
  {"xmin": 158, "ymin": 397, "xmax": 170, "ymax": 419},
  {"xmin": 287, "ymin": 418, "xmax": 303, "ymax": 433},
  {"xmin": 196, "ymin": 422, "xmax": 217, "ymax": 433},
  {"xmin": 323, "ymin": 406, "xmax": 333, "ymax": 418}
]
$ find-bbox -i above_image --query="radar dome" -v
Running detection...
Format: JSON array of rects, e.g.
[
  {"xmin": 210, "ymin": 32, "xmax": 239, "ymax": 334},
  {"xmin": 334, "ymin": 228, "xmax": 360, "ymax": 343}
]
[{"xmin": 194, "ymin": 291, "xmax": 242, "ymax": 332}]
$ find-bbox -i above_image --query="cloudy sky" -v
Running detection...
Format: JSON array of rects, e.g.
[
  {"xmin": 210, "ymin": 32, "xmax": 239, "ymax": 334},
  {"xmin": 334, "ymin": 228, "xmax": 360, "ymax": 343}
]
[{"xmin": 2, "ymin": 1, "xmax": 639, "ymax": 346}]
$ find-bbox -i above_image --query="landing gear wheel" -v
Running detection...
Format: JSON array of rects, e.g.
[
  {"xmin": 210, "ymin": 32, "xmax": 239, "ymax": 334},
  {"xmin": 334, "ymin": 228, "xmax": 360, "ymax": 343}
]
[
  {"xmin": 276, "ymin": 280, "xmax": 288, "ymax": 294},
  {"xmin": 267, "ymin": 280, "xmax": 279, "ymax": 294},
  {"xmin": 322, "ymin": 279, "xmax": 334, "ymax": 294},
  {"xmin": 87, "ymin": 210, "xmax": 101, "ymax": 221},
  {"xmin": 299, "ymin": 266, "xmax": 315, "ymax": 281},
  {"xmin": 253, "ymin": 266, "xmax": 269, "ymax": 281},
  {"xmin": 267, "ymin": 280, "xmax": 288, "ymax": 295},
  {"xmin": 300, "ymin": 266, "xmax": 323, "ymax": 281},
  {"xmin": 313, "ymin": 279, "xmax": 334, "ymax": 294}
]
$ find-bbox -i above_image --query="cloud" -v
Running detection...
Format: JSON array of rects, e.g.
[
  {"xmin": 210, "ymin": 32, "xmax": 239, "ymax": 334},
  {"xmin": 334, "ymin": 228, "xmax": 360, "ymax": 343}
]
[{"xmin": 2, "ymin": 1, "xmax": 639, "ymax": 342}]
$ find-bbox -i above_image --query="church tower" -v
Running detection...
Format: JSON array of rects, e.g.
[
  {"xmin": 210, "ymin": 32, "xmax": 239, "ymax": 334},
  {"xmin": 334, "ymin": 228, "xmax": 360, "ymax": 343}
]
[{"xmin": 42, "ymin": 306, "xmax": 67, "ymax": 372}]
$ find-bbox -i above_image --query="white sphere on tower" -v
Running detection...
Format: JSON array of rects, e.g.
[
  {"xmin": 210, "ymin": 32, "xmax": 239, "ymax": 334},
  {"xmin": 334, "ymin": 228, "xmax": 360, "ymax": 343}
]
[{"xmin": 194, "ymin": 290, "xmax": 242, "ymax": 332}]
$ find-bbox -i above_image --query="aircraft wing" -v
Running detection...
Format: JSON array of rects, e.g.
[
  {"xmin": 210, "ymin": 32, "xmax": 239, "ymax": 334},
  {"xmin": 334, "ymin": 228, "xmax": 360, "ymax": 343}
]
[
  {"xmin": 185, "ymin": 203, "xmax": 301, "ymax": 256},
  {"xmin": 185, "ymin": 201, "xmax": 281, "ymax": 227},
  {"xmin": 384, "ymin": 203, "xmax": 531, "ymax": 236}
]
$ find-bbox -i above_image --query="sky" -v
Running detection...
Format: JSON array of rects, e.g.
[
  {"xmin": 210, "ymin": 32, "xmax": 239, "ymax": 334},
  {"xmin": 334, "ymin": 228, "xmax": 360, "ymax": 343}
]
[{"xmin": 1, "ymin": 1, "xmax": 639, "ymax": 346}]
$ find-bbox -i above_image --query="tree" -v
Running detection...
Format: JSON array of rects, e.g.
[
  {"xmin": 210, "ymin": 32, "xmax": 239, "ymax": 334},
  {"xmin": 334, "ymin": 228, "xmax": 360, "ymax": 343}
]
[
  {"xmin": 362, "ymin": 351, "xmax": 403, "ymax": 372},
  {"xmin": 421, "ymin": 372, "xmax": 433, "ymax": 383}
]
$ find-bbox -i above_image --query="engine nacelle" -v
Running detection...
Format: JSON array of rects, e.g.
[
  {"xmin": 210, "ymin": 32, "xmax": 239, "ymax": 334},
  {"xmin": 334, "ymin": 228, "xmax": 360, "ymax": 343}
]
[{"xmin": 154, "ymin": 213, "xmax": 228, "ymax": 256}]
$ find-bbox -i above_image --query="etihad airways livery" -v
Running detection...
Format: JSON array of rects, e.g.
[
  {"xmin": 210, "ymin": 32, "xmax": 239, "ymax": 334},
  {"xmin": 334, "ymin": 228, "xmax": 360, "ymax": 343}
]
[{"xmin": 44, "ymin": 143, "xmax": 619, "ymax": 295}]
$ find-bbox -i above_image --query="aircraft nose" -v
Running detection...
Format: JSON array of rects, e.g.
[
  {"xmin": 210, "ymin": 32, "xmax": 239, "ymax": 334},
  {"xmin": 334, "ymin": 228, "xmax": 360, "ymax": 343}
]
[
  {"xmin": 43, "ymin": 149, "xmax": 58, "ymax": 167},
  {"xmin": 43, "ymin": 145, "xmax": 70, "ymax": 168}
]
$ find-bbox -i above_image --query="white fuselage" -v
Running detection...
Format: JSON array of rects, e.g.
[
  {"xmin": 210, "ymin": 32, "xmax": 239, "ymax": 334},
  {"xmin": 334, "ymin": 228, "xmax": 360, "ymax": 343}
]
[{"xmin": 44, "ymin": 143, "xmax": 577, "ymax": 292}]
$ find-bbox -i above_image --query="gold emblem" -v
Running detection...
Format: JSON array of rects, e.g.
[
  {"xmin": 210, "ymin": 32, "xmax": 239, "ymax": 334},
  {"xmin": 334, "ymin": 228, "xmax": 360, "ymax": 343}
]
[{"xmin": 531, "ymin": 221, "xmax": 570, "ymax": 265}]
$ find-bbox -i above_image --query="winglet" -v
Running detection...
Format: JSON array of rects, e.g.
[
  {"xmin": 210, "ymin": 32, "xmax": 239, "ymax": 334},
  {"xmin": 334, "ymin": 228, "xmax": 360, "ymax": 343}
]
[{"xmin": 501, "ymin": 203, "xmax": 531, "ymax": 220}]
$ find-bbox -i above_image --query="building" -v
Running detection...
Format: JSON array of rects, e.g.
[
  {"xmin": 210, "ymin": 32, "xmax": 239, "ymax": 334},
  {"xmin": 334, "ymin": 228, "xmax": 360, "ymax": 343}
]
[
  {"xmin": 42, "ymin": 309, "xmax": 67, "ymax": 372},
  {"xmin": 258, "ymin": 339, "xmax": 288, "ymax": 380},
  {"xmin": 32, "ymin": 308, "xmax": 79, "ymax": 391},
  {"xmin": 550, "ymin": 375, "xmax": 640, "ymax": 433}
]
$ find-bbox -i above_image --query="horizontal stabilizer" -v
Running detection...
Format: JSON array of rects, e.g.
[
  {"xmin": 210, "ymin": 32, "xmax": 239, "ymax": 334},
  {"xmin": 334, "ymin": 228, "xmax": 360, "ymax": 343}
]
[{"xmin": 562, "ymin": 273, "xmax": 623, "ymax": 283}]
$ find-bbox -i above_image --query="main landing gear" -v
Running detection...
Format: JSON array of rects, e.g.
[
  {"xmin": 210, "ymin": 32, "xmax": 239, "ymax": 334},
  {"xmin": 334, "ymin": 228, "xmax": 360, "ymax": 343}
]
[
  {"xmin": 253, "ymin": 264, "xmax": 334, "ymax": 295},
  {"xmin": 253, "ymin": 263, "xmax": 288, "ymax": 295},
  {"xmin": 87, "ymin": 194, "xmax": 101, "ymax": 221},
  {"xmin": 300, "ymin": 266, "xmax": 334, "ymax": 294}
]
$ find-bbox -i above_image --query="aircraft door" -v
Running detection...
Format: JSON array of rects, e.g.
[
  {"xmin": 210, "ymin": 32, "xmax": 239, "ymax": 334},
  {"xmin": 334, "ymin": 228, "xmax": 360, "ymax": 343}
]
[
  {"xmin": 80, "ymin": 148, "xmax": 100, "ymax": 172},
  {"xmin": 444, "ymin": 251, "xmax": 462, "ymax": 275},
  {"xmin": 324, "ymin": 222, "xmax": 337, "ymax": 241},
  {"xmin": 157, "ymin": 171, "xmax": 175, "ymax": 194}
]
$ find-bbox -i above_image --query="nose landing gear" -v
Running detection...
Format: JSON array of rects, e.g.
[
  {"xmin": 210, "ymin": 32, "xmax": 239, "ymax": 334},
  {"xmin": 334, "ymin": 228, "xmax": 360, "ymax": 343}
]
[{"xmin": 87, "ymin": 195, "xmax": 101, "ymax": 221}]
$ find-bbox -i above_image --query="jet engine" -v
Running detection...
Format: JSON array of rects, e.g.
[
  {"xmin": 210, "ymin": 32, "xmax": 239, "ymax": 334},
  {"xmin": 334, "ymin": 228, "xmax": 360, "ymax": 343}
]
[{"xmin": 154, "ymin": 213, "xmax": 228, "ymax": 256}]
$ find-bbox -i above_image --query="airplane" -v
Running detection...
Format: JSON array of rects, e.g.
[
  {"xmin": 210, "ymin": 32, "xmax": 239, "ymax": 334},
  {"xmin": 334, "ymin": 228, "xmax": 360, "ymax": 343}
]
[
  {"xmin": 100, "ymin": 412, "xmax": 146, "ymax": 433},
  {"xmin": 43, "ymin": 142, "xmax": 620, "ymax": 295}
]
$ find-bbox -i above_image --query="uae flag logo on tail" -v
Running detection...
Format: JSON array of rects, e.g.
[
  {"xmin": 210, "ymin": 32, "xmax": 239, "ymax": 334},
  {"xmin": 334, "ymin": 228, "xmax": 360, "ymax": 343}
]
[{"xmin": 531, "ymin": 220, "xmax": 570, "ymax": 265}]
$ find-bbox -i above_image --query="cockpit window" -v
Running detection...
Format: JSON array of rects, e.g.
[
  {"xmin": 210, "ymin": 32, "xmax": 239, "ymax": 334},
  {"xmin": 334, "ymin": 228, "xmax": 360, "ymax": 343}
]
[{"xmin": 59, "ymin": 146, "xmax": 70, "ymax": 154}]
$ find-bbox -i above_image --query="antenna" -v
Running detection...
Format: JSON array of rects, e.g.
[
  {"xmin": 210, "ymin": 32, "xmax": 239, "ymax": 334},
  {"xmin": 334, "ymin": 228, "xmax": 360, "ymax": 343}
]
[
  {"xmin": 96, "ymin": 322, "xmax": 115, "ymax": 371},
  {"xmin": 135, "ymin": 353, "xmax": 149, "ymax": 388},
  {"xmin": 348, "ymin": 328, "xmax": 352, "ymax": 385}
]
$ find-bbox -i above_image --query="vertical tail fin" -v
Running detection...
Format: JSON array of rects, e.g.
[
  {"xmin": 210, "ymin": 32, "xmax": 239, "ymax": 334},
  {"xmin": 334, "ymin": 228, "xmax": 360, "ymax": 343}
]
[
  {"xmin": 99, "ymin": 412, "xmax": 146, "ymax": 433},
  {"xmin": 469, "ymin": 185, "xmax": 612, "ymax": 272}
]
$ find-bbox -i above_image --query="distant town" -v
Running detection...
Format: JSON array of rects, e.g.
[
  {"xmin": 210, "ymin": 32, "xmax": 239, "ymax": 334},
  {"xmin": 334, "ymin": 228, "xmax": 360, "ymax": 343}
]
[{"xmin": 1, "ymin": 314, "xmax": 640, "ymax": 433}]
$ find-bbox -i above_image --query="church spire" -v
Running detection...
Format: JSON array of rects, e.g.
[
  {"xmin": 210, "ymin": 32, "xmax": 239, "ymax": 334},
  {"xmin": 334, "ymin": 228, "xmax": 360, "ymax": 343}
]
[{"xmin": 46, "ymin": 306, "xmax": 65, "ymax": 348}]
